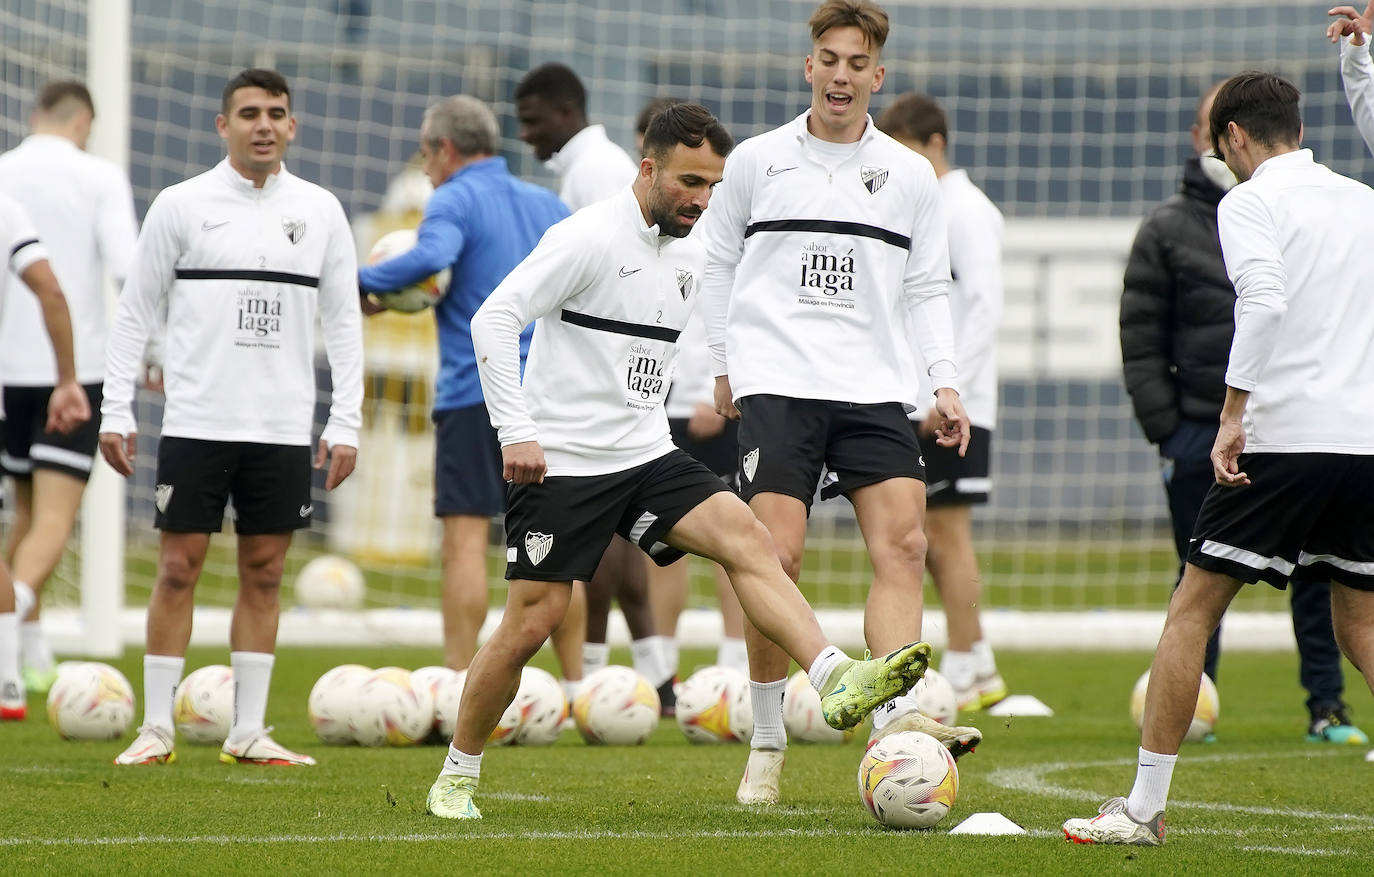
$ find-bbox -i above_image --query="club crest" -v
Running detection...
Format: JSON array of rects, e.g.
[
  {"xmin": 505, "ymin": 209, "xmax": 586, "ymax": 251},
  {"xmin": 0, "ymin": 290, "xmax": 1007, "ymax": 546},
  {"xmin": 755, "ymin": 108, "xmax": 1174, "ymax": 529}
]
[
  {"xmin": 281, "ymin": 216, "xmax": 307, "ymax": 245},
  {"xmin": 742, "ymin": 448, "xmax": 759, "ymax": 482},
  {"xmin": 676, "ymin": 268, "xmax": 694, "ymax": 300},
  {"xmin": 860, "ymin": 165, "xmax": 889, "ymax": 194},
  {"xmin": 155, "ymin": 484, "xmax": 174, "ymax": 513},
  {"xmin": 525, "ymin": 531, "xmax": 554, "ymax": 566}
]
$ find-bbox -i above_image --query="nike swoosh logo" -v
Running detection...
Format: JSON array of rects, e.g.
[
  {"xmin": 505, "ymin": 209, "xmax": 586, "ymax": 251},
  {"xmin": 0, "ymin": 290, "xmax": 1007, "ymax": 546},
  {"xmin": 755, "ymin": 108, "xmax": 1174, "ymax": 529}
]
[
  {"xmin": 201, "ymin": 219, "xmax": 230, "ymax": 231},
  {"xmin": 619, "ymin": 266, "xmax": 642, "ymax": 277},
  {"xmin": 765, "ymin": 165, "xmax": 798, "ymax": 176}
]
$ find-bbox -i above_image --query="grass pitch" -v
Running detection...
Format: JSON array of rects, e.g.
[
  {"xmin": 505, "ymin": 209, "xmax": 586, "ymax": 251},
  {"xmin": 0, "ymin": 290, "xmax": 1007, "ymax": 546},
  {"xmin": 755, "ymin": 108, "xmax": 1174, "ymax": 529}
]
[{"xmin": 3, "ymin": 647, "xmax": 1372, "ymax": 876}]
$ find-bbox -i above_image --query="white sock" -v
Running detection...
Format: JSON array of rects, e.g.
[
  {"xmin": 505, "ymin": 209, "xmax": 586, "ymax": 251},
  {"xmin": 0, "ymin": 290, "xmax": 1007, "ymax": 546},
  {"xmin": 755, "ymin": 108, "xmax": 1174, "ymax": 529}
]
[
  {"xmin": 228, "ymin": 651, "xmax": 274, "ymax": 743},
  {"xmin": 717, "ymin": 636, "xmax": 747, "ymax": 674},
  {"xmin": 0, "ymin": 613, "xmax": 20, "ymax": 694},
  {"xmin": 748, "ymin": 677, "xmax": 788, "ymax": 750},
  {"xmin": 871, "ymin": 691, "xmax": 920, "ymax": 731},
  {"xmin": 20, "ymin": 621, "xmax": 53, "ymax": 672},
  {"xmin": 971, "ymin": 639, "xmax": 998, "ymax": 678},
  {"xmin": 439, "ymin": 743, "xmax": 482, "ymax": 778},
  {"xmin": 583, "ymin": 642, "xmax": 610, "ymax": 678},
  {"xmin": 1126, "ymin": 747, "xmax": 1177, "ymax": 821},
  {"xmin": 941, "ymin": 650, "xmax": 977, "ymax": 692},
  {"xmin": 629, "ymin": 638, "xmax": 660, "ymax": 686},
  {"xmin": 13, "ymin": 581, "xmax": 35, "ymax": 620},
  {"xmin": 806, "ymin": 645, "xmax": 846, "ymax": 692},
  {"xmin": 561, "ymin": 678, "xmax": 581, "ymax": 704},
  {"xmin": 142, "ymin": 654, "xmax": 185, "ymax": 733},
  {"xmin": 661, "ymin": 636, "xmax": 679, "ymax": 679}
]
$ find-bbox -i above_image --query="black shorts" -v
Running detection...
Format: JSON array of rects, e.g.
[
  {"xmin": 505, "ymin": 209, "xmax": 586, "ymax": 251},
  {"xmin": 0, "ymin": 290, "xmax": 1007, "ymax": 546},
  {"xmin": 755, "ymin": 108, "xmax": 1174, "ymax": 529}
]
[
  {"xmin": 1187, "ymin": 453, "xmax": 1374, "ymax": 591},
  {"xmin": 503, "ymin": 448, "xmax": 730, "ymax": 582},
  {"xmin": 1, "ymin": 383, "xmax": 103, "ymax": 481},
  {"xmin": 737, "ymin": 394, "xmax": 924, "ymax": 511},
  {"xmin": 669, "ymin": 416, "xmax": 739, "ymax": 485},
  {"xmin": 154, "ymin": 437, "xmax": 313, "ymax": 535},
  {"xmin": 919, "ymin": 425, "xmax": 992, "ymax": 508},
  {"xmin": 433, "ymin": 403, "xmax": 506, "ymax": 517}
]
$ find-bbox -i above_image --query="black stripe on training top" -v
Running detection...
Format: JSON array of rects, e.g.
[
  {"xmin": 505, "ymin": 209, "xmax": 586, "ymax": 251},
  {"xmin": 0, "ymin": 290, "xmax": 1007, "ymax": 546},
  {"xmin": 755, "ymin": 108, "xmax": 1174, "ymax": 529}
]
[
  {"xmin": 175, "ymin": 268, "xmax": 320, "ymax": 287},
  {"xmin": 744, "ymin": 218, "xmax": 910, "ymax": 251},
  {"xmin": 560, "ymin": 308, "xmax": 681, "ymax": 343}
]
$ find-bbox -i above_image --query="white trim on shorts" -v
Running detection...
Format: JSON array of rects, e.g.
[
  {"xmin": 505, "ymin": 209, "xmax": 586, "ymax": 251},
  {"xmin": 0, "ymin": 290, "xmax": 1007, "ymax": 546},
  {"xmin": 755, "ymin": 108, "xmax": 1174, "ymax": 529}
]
[
  {"xmin": 31, "ymin": 444, "xmax": 94, "ymax": 472},
  {"xmin": 1199, "ymin": 540, "xmax": 1296, "ymax": 576},
  {"xmin": 1298, "ymin": 551, "xmax": 1374, "ymax": 577}
]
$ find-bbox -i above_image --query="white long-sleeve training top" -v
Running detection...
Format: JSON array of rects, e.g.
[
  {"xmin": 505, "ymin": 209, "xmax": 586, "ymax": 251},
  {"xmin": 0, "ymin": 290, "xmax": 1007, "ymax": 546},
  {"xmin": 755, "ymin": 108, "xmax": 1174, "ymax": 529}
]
[
  {"xmin": 696, "ymin": 111, "xmax": 958, "ymax": 409},
  {"xmin": 0, "ymin": 194, "xmax": 50, "ymax": 386},
  {"xmin": 472, "ymin": 187, "xmax": 704, "ymax": 476},
  {"xmin": 545, "ymin": 124, "xmax": 639, "ymax": 213},
  {"xmin": 100, "ymin": 159, "xmax": 364, "ymax": 449},
  {"xmin": 0, "ymin": 134, "xmax": 139, "ymax": 385},
  {"xmin": 1217, "ymin": 149, "xmax": 1374, "ymax": 454},
  {"xmin": 1340, "ymin": 33, "xmax": 1374, "ymax": 156}
]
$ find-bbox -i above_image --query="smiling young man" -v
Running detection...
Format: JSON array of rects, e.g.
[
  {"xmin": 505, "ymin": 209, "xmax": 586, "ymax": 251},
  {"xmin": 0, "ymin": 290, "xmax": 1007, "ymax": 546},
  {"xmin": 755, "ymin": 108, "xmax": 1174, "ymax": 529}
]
[
  {"xmin": 696, "ymin": 0, "xmax": 983, "ymax": 806},
  {"xmin": 99, "ymin": 68, "xmax": 363, "ymax": 768},
  {"xmin": 424, "ymin": 104, "xmax": 934, "ymax": 820}
]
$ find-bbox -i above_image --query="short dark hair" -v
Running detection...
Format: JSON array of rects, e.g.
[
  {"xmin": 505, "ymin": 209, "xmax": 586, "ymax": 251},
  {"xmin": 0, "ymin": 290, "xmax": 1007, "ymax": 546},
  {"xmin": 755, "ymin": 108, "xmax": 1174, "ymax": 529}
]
[
  {"xmin": 1209, "ymin": 71, "xmax": 1301, "ymax": 157},
  {"xmin": 221, "ymin": 68, "xmax": 291, "ymax": 115},
  {"xmin": 641, "ymin": 103, "xmax": 733, "ymax": 162},
  {"xmin": 876, "ymin": 93, "xmax": 947, "ymax": 146},
  {"xmin": 37, "ymin": 80, "xmax": 94, "ymax": 118},
  {"xmin": 514, "ymin": 63, "xmax": 587, "ymax": 113},
  {"xmin": 809, "ymin": 0, "xmax": 890, "ymax": 52},
  {"xmin": 636, "ymin": 96, "xmax": 685, "ymax": 137}
]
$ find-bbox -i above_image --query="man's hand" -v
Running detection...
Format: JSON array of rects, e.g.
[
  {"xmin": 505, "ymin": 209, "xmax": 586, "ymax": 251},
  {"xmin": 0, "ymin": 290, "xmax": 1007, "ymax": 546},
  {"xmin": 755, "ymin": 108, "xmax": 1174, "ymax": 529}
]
[
  {"xmin": 503, "ymin": 440, "xmax": 547, "ymax": 484},
  {"xmin": 713, "ymin": 375, "xmax": 740, "ymax": 421},
  {"xmin": 99, "ymin": 431, "xmax": 137, "ymax": 477},
  {"xmin": 1328, "ymin": 4, "xmax": 1374, "ymax": 44},
  {"xmin": 315, "ymin": 439, "xmax": 358, "ymax": 490},
  {"xmin": 46, "ymin": 380, "xmax": 90, "ymax": 435},
  {"xmin": 1210, "ymin": 418, "xmax": 1250, "ymax": 487},
  {"xmin": 916, "ymin": 405, "xmax": 940, "ymax": 437},
  {"xmin": 360, "ymin": 293, "xmax": 387, "ymax": 316},
  {"xmin": 931, "ymin": 388, "xmax": 970, "ymax": 456},
  {"xmin": 687, "ymin": 402, "xmax": 727, "ymax": 440},
  {"xmin": 143, "ymin": 364, "xmax": 164, "ymax": 393}
]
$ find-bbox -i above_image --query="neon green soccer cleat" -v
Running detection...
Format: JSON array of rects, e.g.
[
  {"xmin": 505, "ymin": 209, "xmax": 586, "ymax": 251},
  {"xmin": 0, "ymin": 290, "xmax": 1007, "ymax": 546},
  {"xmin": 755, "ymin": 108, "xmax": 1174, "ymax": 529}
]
[
  {"xmin": 23, "ymin": 666, "xmax": 59, "ymax": 695},
  {"xmin": 819, "ymin": 642, "xmax": 931, "ymax": 731},
  {"xmin": 427, "ymin": 775, "xmax": 482, "ymax": 820}
]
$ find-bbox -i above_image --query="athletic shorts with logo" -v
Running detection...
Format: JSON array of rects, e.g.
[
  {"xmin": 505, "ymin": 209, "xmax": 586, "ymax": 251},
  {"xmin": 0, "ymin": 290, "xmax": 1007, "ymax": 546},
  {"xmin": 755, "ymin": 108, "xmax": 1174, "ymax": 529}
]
[
  {"xmin": 669, "ymin": 416, "xmax": 739, "ymax": 487},
  {"xmin": 917, "ymin": 424, "xmax": 992, "ymax": 508},
  {"xmin": 154, "ymin": 436, "xmax": 313, "ymax": 534},
  {"xmin": 504, "ymin": 448, "xmax": 730, "ymax": 583},
  {"xmin": 433, "ymin": 402, "xmax": 506, "ymax": 517},
  {"xmin": 1, "ymin": 383, "xmax": 103, "ymax": 481},
  {"xmin": 1187, "ymin": 452, "xmax": 1374, "ymax": 591},
  {"xmin": 737, "ymin": 394, "xmax": 924, "ymax": 511}
]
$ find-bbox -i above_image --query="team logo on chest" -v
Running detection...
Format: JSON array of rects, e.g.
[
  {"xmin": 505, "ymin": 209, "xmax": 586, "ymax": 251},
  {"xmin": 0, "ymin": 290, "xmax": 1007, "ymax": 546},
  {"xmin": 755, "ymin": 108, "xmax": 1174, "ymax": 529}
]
[
  {"xmin": 675, "ymin": 268, "xmax": 694, "ymax": 300},
  {"xmin": 525, "ymin": 531, "xmax": 554, "ymax": 566},
  {"xmin": 281, "ymin": 216, "xmax": 307, "ymax": 245},
  {"xmin": 860, "ymin": 165, "xmax": 889, "ymax": 194}
]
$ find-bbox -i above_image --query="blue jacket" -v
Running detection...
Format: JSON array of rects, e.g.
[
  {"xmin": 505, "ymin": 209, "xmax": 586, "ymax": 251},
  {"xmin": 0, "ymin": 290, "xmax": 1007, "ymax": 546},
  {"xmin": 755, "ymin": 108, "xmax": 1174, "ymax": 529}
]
[{"xmin": 359, "ymin": 156, "xmax": 568, "ymax": 411}]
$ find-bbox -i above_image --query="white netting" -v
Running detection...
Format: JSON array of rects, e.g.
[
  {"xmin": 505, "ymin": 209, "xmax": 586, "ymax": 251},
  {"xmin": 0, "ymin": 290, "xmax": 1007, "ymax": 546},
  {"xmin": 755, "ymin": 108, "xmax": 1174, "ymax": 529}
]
[{"xmin": 8, "ymin": 0, "xmax": 1364, "ymax": 622}]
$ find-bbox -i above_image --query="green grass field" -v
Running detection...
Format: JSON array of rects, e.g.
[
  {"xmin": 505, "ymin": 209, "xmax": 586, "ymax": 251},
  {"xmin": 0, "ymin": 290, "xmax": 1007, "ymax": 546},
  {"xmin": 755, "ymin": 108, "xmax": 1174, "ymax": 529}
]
[{"xmin": 3, "ymin": 646, "xmax": 1372, "ymax": 875}]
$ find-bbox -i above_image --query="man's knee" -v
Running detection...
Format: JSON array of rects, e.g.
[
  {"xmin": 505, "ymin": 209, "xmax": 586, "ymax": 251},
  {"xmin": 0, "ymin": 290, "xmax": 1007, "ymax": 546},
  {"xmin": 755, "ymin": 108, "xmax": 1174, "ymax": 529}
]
[
  {"xmin": 872, "ymin": 524, "xmax": 927, "ymax": 574},
  {"xmin": 157, "ymin": 552, "xmax": 202, "ymax": 592}
]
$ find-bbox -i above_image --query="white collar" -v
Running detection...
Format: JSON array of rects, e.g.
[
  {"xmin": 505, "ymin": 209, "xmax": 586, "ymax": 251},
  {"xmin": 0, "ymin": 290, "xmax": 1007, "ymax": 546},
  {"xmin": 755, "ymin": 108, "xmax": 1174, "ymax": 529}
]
[
  {"xmin": 1250, "ymin": 148, "xmax": 1314, "ymax": 180},
  {"xmin": 217, "ymin": 157, "xmax": 289, "ymax": 191},
  {"xmin": 546, "ymin": 124, "xmax": 612, "ymax": 176}
]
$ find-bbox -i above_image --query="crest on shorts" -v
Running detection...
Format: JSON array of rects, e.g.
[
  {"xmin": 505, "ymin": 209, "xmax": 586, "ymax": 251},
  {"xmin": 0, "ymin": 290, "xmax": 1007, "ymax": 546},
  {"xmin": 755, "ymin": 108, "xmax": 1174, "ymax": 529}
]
[
  {"xmin": 676, "ymin": 268, "xmax": 694, "ymax": 300},
  {"xmin": 155, "ymin": 483, "xmax": 174, "ymax": 513},
  {"xmin": 525, "ymin": 531, "xmax": 554, "ymax": 566},
  {"xmin": 281, "ymin": 216, "xmax": 307, "ymax": 245},
  {"xmin": 860, "ymin": 165, "xmax": 889, "ymax": 194},
  {"xmin": 742, "ymin": 448, "xmax": 759, "ymax": 483}
]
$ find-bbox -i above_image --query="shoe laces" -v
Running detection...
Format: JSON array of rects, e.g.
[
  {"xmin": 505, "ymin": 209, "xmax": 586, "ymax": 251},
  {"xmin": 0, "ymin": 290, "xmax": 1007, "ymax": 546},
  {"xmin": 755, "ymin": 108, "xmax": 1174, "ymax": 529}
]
[{"xmin": 1096, "ymin": 796, "xmax": 1129, "ymax": 817}]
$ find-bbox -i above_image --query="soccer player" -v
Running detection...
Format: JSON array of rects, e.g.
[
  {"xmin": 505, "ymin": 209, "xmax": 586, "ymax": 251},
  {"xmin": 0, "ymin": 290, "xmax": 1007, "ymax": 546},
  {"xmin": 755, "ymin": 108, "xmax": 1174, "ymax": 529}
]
[
  {"xmin": 357, "ymin": 95, "xmax": 584, "ymax": 692},
  {"xmin": 0, "ymin": 195, "xmax": 91, "ymax": 720},
  {"xmin": 696, "ymin": 0, "xmax": 982, "ymax": 806},
  {"xmin": 0, "ymin": 81, "xmax": 139, "ymax": 694},
  {"xmin": 424, "ymin": 104, "xmax": 932, "ymax": 820},
  {"xmin": 1119, "ymin": 80, "xmax": 1364, "ymax": 745},
  {"xmin": 99, "ymin": 68, "xmax": 364, "ymax": 767},
  {"xmin": 1064, "ymin": 71, "xmax": 1374, "ymax": 846},
  {"xmin": 875, "ymin": 93, "xmax": 1009, "ymax": 712}
]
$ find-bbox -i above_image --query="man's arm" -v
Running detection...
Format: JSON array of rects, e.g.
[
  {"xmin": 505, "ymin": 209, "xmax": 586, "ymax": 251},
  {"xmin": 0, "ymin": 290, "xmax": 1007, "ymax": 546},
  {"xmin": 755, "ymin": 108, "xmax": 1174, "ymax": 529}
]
[
  {"xmin": 1120, "ymin": 215, "xmax": 1181, "ymax": 443},
  {"xmin": 1211, "ymin": 386, "xmax": 1251, "ymax": 487},
  {"xmin": 696, "ymin": 147, "xmax": 754, "ymax": 417},
  {"xmin": 357, "ymin": 191, "xmax": 464, "ymax": 294},
  {"xmin": 16, "ymin": 257, "xmax": 89, "ymax": 435},
  {"xmin": 1333, "ymin": 5, "xmax": 1374, "ymax": 159},
  {"xmin": 95, "ymin": 167, "xmax": 140, "ymax": 289},
  {"xmin": 1217, "ymin": 188, "xmax": 1286, "ymax": 396},
  {"xmin": 315, "ymin": 197, "xmax": 366, "ymax": 490}
]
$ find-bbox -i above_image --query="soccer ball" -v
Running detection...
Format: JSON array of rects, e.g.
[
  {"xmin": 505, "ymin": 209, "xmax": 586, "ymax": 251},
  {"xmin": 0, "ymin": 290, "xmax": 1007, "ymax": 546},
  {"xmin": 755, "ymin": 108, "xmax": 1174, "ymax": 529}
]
[
  {"xmin": 294, "ymin": 555, "xmax": 365, "ymax": 610},
  {"xmin": 1130, "ymin": 669, "xmax": 1220, "ymax": 743},
  {"xmin": 911, "ymin": 669, "xmax": 958, "ymax": 726},
  {"xmin": 351, "ymin": 666, "xmax": 435, "ymax": 746},
  {"xmin": 411, "ymin": 666, "xmax": 464, "ymax": 741},
  {"xmin": 782, "ymin": 670, "xmax": 853, "ymax": 743},
  {"xmin": 572, "ymin": 665, "xmax": 660, "ymax": 745},
  {"xmin": 675, "ymin": 666, "xmax": 752, "ymax": 743},
  {"xmin": 308, "ymin": 664, "xmax": 372, "ymax": 744},
  {"xmin": 46, "ymin": 662, "xmax": 135, "ymax": 741},
  {"xmin": 858, "ymin": 730, "xmax": 960, "ymax": 829},
  {"xmin": 173, "ymin": 664, "xmax": 234, "ymax": 745},
  {"xmin": 510, "ymin": 667, "xmax": 568, "ymax": 746},
  {"xmin": 433, "ymin": 669, "xmax": 467, "ymax": 739},
  {"xmin": 366, "ymin": 228, "xmax": 451, "ymax": 313}
]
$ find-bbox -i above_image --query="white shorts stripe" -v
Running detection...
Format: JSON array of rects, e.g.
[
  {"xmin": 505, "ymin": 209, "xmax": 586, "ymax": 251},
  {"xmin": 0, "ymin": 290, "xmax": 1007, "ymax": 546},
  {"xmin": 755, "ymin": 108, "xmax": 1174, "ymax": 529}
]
[
  {"xmin": 629, "ymin": 511, "xmax": 658, "ymax": 545},
  {"xmin": 1200, "ymin": 540, "xmax": 1296, "ymax": 576},
  {"xmin": 30, "ymin": 444, "xmax": 93, "ymax": 472},
  {"xmin": 0, "ymin": 451, "xmax": 33, "ymax": 474},
  {"xmin": 1297, "ymin": 551, "xmax": 1374, "ymax": 577},
  {"xmin": 954, "ymin": 476, "xmax": 992, "ymax": 494}
]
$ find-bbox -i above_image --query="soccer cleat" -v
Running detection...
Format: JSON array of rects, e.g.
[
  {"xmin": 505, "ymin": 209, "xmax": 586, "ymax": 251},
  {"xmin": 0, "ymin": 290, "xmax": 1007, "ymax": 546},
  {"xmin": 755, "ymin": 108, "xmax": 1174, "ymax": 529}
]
[
  {"xmin": 22, "ymin": 666, "xmax": 59, "ymax": 695},
  {"xmin": 735, "ymin": 748, "xmax": 785, "ymax": 805},
  {"xmin": 114, "ymin": 724, "xmax": 176, "ymax": 765},
  {"xmin": 219, "ymin": 727, "xmax": 316, "ymax": 766},
  {"xmin": 1306, "ymin": 705, "xmax": 1369, "ymax": 745},
  {"xmin": 819, "ymin": 642, "xmax": 931, "ymax": 731},
  {"xmin": 1, "ymin": 679, "xmax": 26, "ymax": 720},
  {"xmin": 657, "ymin": 677, "xmax": 677, "ymax": 718},
  {"xmin": 954, "ymin": 672, "xmax": 1009, "ymax": 712},
  {"xmin": 427, "ymin": 775, "xmax": 482, "ymax": 819},
  {"xmin": 1063, "ymin": 797, "xmax": 1165, "ymax": 846},
  {"xmin": 868, "ymin": 707, "xmax": 982, "ymax": 760}
]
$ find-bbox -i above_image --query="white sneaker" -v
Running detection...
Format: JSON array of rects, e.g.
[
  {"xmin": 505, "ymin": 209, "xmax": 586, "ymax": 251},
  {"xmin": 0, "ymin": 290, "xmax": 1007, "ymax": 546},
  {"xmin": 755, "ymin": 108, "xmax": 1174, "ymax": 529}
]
[
  {"xmin": 219, "ymin": 727, "xmax": 316, "ymax": 766},
  {"xmin": 868, "ymin": 707, "xmax": 981, "ymax": 760},
  {"xmin": 114, "ymin": 724, "xmax": 176, "ymax": 765},
  {"xmin": 736, "ymin": 748, "xmax": 784, "ymax": 805},
  {"xmin": 1063, "ymin": 797, "xmax": 1165, "ymax": 846}
]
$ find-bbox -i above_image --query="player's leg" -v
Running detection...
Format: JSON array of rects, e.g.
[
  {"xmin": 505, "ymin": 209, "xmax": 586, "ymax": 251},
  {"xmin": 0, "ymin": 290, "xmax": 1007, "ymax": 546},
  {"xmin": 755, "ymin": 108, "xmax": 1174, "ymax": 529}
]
[
  {"xmin": 1162, "ymin": 430, "xmax": 1223, "ymax": 681},
  {"xmin": 10, "ymin": 468, "xmax": 86, "ymax": 691},
  {"xmin": 1329, "ymin": 581, "xmax": 1374, "ymax": 694},
  {"xmin": 550, "ymin": 582, "xmax": 585, "ymax": 704},
  {"xmin": 440, "ymin": 514, "xmax": 492, "ymax": 671},
  {"xmin": 646, "ymin": 555, "xmax": 688, "ymax": 676},
  {"xmin": 714, "ymin": 563, "xmax": 747, "ymax": 672},
  {"xmin": 0, "ymin": 562, "xmax": 29, "ymax": 719},
  {"xmin": 1291, "ymin": 578, "xmax": 1365, "ymax": 743}
]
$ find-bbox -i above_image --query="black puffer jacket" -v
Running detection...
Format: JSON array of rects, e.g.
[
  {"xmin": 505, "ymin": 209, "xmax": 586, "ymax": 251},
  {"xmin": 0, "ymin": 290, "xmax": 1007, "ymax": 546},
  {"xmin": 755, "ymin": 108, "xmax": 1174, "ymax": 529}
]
[{"xmin": 1120, "ymin": 157, "xmax": 1236, "ymax": 444}]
